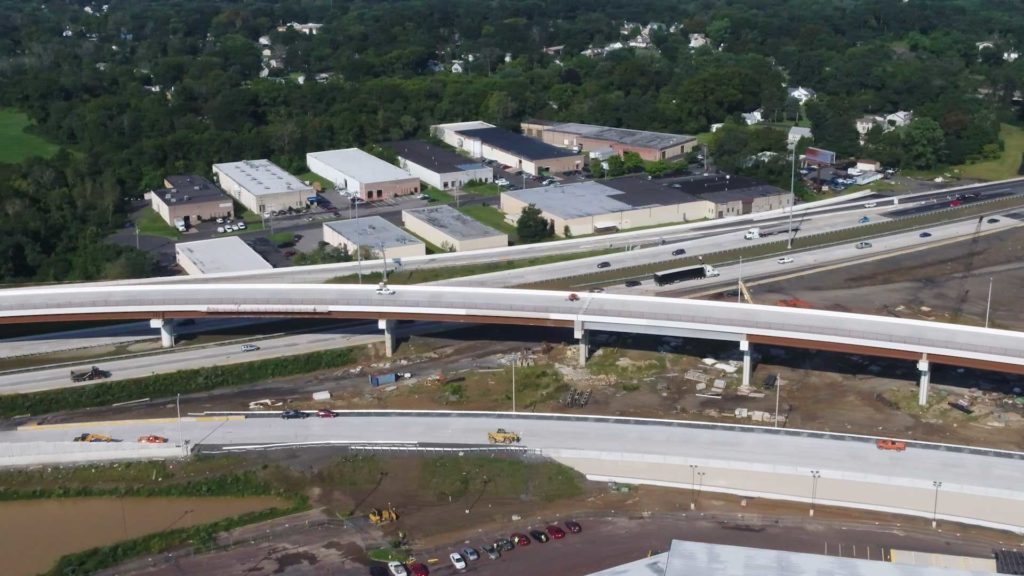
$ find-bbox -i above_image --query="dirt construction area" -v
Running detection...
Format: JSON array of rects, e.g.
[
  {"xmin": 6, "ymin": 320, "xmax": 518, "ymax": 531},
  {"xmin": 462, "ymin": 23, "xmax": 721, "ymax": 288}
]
[{"xmin": 101, "ymin": 449, "xmax": 1022, "ymax": 576}]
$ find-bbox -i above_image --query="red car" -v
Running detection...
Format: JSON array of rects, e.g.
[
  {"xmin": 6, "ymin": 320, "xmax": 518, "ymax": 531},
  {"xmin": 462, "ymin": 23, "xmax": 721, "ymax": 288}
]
[
  {"xmin": 408, "ymin": 563, "xmax": 429, "ymax": 576},
  {"xmin": 565, "ymin": 520, "xmax": 582, "ymax": 534},
  {"xmin": 546, "ymin": 525, "xmax": 566, "ymax": 539},
  {"xmin": 316, "ymin": 409, "xmax": 336, "ymax": 418},
  {"xmin": 511, "ymin": 533, "xmax": 530, "ymax": 547}
]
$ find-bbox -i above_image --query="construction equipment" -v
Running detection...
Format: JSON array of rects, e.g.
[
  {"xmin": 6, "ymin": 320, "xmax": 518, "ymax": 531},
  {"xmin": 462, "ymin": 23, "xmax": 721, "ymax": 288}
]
[
  {"xmin": 487, "ymin": 429, "xmax": 520, "ymax": 444},
  {"xmin": 69, "ymin": 366, "xmax": 110, "ymax": 383},
  {"xmin": 137, "ymin": 435, "xmax": 168, "ymax": 443},
  {"xmin": 876, "ymin": 439, "xmax": 907, "ymax": 451},
  {"xmin": 368, "ymin": 507, "xmax": 398, "ymax": 524},
  {"xmin": 73, "ymin": 433, "xmax": 117, "ymax": 443}
]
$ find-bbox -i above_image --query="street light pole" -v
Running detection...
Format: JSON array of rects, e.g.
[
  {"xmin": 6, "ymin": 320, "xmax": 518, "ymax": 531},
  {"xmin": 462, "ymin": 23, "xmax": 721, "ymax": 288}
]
[
  {"xmin": 932, "ymin": 481, "xmax": 942, "ymax": 528},
  {"xmin": 689, "ymin": 464, "xmax": 698, "ymax": 510},
  {"xmin": 985, "ymin": 277, "xmax": 993, "ymax": 328},
  {"xmin": 737, "ymin": 256, "xmax": 743, "ymax": 304},
  {"xmin": 379, "ymin": 241, "xmax": 388, "ymax": 284},
  {"xmin": 176, "ymin": 393, "xmax": 183, "ymax": 451},
  {"xmin": 511, "ymin": 353, "xmax": 517, "ymax": 413},
  {"xmin": 696, "ymin": 471, "xmax": 706, "ymax": 506},
  {"xmin": 774, "ymin": 379, "xmax": 782, "ymax": 428},
  {"xmin": 810, "ymin": 470, "xmax": 821, "ymax": 516}
]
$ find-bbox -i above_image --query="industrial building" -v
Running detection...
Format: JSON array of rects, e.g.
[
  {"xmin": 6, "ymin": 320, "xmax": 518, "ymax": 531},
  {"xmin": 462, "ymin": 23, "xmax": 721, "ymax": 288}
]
[
  {"xmin": 500, "ymin": 174, "xmax": 790, "ymax": 237},
  {"xmin": 322, "ymin": 216, "xmax": 426, "ymax": 259},
  {"xmin": 432, "ymin": 120, "xmax": 496, "ymax": 150},
  {"xmin": 306, "ymin": 148, "xmax": 420, "ymax": 201},
  {"xmin": 393, "ymin": 140, "xmax": 493, "ymax": 191},
  {"xmin": 149, "ymin": 175, "xmax": 234, "ymax": 229},
  {"xmin": 431, "ymin": 121, "xmax": 583, "ymax": 176},
  {"xmin": 175, "ymin": 236, "xmax": 272, "ymax": 276},
  {"xmin": 402, "ymin": 205, "xmax": 508, "ymax": 252},
  {"xmin": 211, "ymin": 159, "xmax": 312, "ymax": 215},
  {"xmin": 589, "ymin": 540, "xmax": 999, "ymax": 576},
  {"xmin": 521, "ymin": 120, "xmax": 698, "ymax": 161}
]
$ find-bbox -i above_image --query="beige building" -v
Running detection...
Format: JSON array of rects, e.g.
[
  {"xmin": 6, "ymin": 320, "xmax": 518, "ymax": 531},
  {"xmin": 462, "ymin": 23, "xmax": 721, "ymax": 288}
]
[
  {"xmin": 402, "ymin": 205, "xmax": 508, "ymax": 252},
  {"xmin": 501, "ymin": 175, "xmax": 791, "ymax": 237},
  {"xmin": 150, "ymin": 175, "xmax": 234, "ymax": 229},
  {"xmin": 307, "ymin": 148, "xmax": 420, "ymax": 201},
  {"xmin": 175, "ymin": 236, "xmax": 272, "ymax": 276},
  {"xmin": 322, "ymin": 216, "xmax": 425, "ymax": 259},
  {"xmin": 521, "ymin": 120, "xmax": 697, "ymax": 161},
  {"xmin": 432, "ymin": 120, "xmax": 496, "ymax": 155},
  {"xmin": 212, "ymin": 159, "xmax": 312, "ymax": 215}
]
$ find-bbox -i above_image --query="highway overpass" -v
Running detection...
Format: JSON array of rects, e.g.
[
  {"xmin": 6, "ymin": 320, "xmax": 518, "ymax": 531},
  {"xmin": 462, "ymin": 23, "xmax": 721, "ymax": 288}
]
[
  {"xmin": 6, "ymin": 412, "xmax": 1024, "ymax": 533},
  {"xmin": 1, "ymin": 284, "xmax": 1023, "ymax": 403}
]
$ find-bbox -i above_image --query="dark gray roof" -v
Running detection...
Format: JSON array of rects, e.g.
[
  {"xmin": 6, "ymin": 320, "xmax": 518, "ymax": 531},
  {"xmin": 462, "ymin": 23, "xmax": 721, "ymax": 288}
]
[
  {"xmin": 458, "ymin": 127, "xmax": 580, "ymax": 160},
  {"xmin": 547, "ymin": 122, "xmax": 696, "ymax": 150},
  {"xmin": 604, "ymin": 173, "xmax": 786, "ymax": 204},
  {"xmin": 159, "ymin": 175, "xmax": 228, "ymax": 205},
  {"xmin": 392, "ymin": 140, "xmax": 488, "ymax": 174}
]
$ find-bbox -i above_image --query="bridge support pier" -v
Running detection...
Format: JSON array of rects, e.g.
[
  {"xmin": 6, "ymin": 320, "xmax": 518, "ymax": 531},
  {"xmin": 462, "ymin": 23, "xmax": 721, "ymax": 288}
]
[
  {"xmin": 740, "ymin": 340, "xmax": 751, "ymax": 389},
  {"xmin": 150, "ymin": 319, "xmax": 175, "ymax": 348},
  {"xmin": 379, "ymin": 319, "xmax": 397, "ymax": 357},
  {"xmin": 575, "ymin": 327, "xmax": 589, "ymax": 367},
  {"xmin": 918, "ymin": 356, "xmax": 930, "ymax": 406}
]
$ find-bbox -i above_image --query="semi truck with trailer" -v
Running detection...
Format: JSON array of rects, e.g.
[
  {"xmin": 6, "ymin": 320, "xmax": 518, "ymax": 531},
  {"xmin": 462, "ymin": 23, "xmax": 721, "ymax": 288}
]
[
  {"xmin": 653, "ymin": 264, "xmax": 720, "ymax": 286},
  {"xmin": 744, "ymin": 224, "xmax": 799, "ymax": 239}
]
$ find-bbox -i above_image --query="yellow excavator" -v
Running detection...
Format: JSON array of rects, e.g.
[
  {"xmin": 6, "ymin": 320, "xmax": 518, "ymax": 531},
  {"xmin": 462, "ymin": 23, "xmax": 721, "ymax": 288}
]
[
  {"xmin": 73, "ymin": 433, "xmax": 117, "ymax": 443},
  {"xmin": 368, "ymin": 507, "xmax": 398, "ymax": 524},
  {"xmin": 487, "ymin": 429, "xmax": 520, "ymax": 444}
]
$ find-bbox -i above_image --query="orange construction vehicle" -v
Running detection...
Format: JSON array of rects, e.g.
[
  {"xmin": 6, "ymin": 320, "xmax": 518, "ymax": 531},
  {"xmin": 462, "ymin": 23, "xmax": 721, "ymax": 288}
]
[
  {"xmin": 876, "ymin": 439, "xmax": 906, "ymax": 451},
  {"xmin": 138, "ymin": 435, "xmax": 169, "ymax": 444}
]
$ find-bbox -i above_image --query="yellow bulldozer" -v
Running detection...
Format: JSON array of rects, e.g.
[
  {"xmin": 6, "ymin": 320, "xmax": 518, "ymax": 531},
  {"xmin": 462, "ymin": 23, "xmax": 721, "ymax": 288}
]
[
  {"xmin": 487, "ymin": 428, "xmax": 520, "ymax": 444},
  {"xmin": 368, "ymin": 507, "xmax": 398, "ymax": 524}
]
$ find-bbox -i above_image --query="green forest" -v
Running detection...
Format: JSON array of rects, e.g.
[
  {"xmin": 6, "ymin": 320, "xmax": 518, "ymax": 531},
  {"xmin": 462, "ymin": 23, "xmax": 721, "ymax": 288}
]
[{"xmin": 0, "ymin": 0, "xmax": 1021, "ymax": 283}]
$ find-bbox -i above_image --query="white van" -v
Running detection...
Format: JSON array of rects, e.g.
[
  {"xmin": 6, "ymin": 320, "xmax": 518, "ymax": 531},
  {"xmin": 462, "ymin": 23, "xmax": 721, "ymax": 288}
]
[{"xmin": 240, "ymin": 344, "xmax": 260, "ymax": 352}]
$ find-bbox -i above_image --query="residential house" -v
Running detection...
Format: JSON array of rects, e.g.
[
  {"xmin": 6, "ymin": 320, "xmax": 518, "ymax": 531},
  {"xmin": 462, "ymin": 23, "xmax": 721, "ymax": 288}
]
[
  {"xmin": 451, "ymin": 60, "xmax": 464, "ymax": 74},
  {"xmin": 787, "ymin": 86, "xmax": 817, "ymax": 104},
  {"xmin": 689, "ymin": 33, "xmax": 708, "ymax": 49},
  {"xmin": 885, "ymin": 111, "xmax": 913, "ymax": 128},
  {"xmin": 258, "ymin": 35, "xmax": 272, "ymax": 46},
  {"xmin": 542, "ymin": 45, "xmax": 565, "ymax": 56},
  {"xmin": 741, "ymin": 109, "xmax": 764, "ymax": 125},
  {"xmin": 279, "ymin": 22, "xmax": 322, "ymax": 35}
]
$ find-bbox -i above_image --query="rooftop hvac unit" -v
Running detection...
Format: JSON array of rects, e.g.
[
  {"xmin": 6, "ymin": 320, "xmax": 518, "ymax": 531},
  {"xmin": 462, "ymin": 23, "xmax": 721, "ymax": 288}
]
[
  {"xmin": 182, "ymin": 195, "xmax": 190, "ymax": 201},
  {"xmin": 164, "ymin": 193, "xmax": 171, "ymax": 199}
]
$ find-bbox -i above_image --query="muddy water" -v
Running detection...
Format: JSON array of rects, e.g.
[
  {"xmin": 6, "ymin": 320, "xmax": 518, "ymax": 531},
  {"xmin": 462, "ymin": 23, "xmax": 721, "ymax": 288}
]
[{"xmin": 0, "ymin": 496, "xmax": 287, "ymax": 576}]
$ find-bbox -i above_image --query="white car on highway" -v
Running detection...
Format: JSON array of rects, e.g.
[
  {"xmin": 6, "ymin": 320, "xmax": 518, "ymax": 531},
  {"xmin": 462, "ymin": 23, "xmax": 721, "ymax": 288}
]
[
  {"xmin": 863, "ymin": 202, "xmax": 877, "ymax": 208},
  {"xmin": 495, "ymin": 178, "xmax": 510, "ymax": 187},
  {"xmin": 777, "ymin": 257, "xmax": 794, "ymax": 264}
]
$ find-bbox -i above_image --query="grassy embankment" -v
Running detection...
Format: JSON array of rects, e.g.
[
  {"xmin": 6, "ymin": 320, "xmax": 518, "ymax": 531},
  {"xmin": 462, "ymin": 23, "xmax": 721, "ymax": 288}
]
[
  {"xmin": 0, "ymin": 348, "xmax": 356, "ymax": 418},
  {"xmin": 0, "ymin": 108, "xmax": 59, "ymax": 163}
]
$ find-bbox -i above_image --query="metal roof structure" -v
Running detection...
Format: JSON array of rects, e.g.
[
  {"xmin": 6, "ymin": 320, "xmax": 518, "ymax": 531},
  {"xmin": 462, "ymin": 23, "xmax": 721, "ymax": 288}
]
[
  {"xmin": 403, "ymin": 205, "xmax": 505, "ymax": 240},
  {"xmin": 158, "ymin": 175, "xmax": 228, "ymax": 206},
  {"xmin": 546, "ymin": 122, "xmax": 696, "ymax": 150},
  {"xmin": 175, "ymin": 236, "xmax": 272, "ymax": 275},
  {"xmin": 324, "ymin": 216, "xmax": 424, "ymax": 249},
  {"xmin": 392, "ymin": 140, "xmax": 488, "ymax": 174},
  {"xmin": 211, "ymin": 159, "xmax": 310, "ymax": 197}
]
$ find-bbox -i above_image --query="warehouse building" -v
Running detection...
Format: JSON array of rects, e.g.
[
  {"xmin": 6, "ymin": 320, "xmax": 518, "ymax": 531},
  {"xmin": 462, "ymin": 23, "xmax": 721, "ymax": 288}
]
[
  {"xmin": 432, "ymin": 120, "xmax": 496, "ymax": 154},
  {"xmin": 500, "ymin": 174, "xmax": 790, "ymax": 237},
  {"xmin": 521, "ymin": 120, "xmax": 698, "ymax": 161},
  {"xmin": 211, "ymin": 159, "xmax": 312, "ymax": 215},
  {"xmin": 402, "ymin": 205, "xmax": 508, "ymax": 252},
  {"xmin": 307, "ymin": 148, "xmax": 420, "ymax": 201},
  {"xmin": 322, "ymin": 216, "xmax": 426, "ymax": 259},
  {"xmin": 150, "ymin": 175, "xmax": 234, "ymax": 229},
  {"xmin": 454, "ymin": 127, "xmax": 584, "ymax": 176},
  {"xmin": 393, "ymin": 140, "xmax": 493, "ymax": 191},
  {"xmin": 175, "ymin": 236, "xmax": 272, "ymax": 276}
]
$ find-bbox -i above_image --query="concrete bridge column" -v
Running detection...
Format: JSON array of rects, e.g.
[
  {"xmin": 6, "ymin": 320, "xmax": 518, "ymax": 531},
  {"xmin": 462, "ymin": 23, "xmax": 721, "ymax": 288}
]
[
  {"xmin": 918, "ymin": 356, "xmax": 930, "ymax": 406},
  {"xmin": 575, "ymin": 326, "xmax": 589, "ymax": 367},
  {"xmin": 150, "ymin": 319, "xmax": 175, "ymax": 348},
  {"xmin": 740, "ymin": 340, "xmax": 751, "ymax": 389},
  {"xmin": 379, "ymin": 319, "xmax": 397, "ymax": 357}
]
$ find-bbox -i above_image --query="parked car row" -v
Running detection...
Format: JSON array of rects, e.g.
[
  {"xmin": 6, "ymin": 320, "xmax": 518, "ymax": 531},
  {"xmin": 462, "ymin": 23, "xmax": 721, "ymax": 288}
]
[
  {"xmin": 216, "ymin": 221, "xmax": 246, "ymax": 233},
  {"xmin": 280, "ymin": 409, "xmax": 339, "ymax": 419}
]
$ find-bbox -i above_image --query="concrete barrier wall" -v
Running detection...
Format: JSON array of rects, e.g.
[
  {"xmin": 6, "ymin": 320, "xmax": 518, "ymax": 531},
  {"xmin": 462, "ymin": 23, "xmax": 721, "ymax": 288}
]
[{"xmin": 0, "ymin": 441, "xmax": 186, "ymax": 467}]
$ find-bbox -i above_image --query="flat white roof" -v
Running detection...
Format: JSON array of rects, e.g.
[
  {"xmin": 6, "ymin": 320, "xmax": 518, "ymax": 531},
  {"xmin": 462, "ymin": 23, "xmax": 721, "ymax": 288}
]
[
  {"xmin": 212, "ymin": 159, "xmax": 310, "ymax": 197},
  {"xmin": 403, "ymin": 205, "xmax": 506, "ymax": 241},
  {"xmin": 324, "ymin": 216, "xmax": 424, "ymax": 249},
  {"xmin": 307, "ymin": 148, "xmax": 413, "ymax": 183},
  {"xmin": 432, "ymin": 120, "xmax": 495, "ymax": 133},
  {"xmin": 175, "ymin": 236, "xmax": 272, "ymax": 275}
]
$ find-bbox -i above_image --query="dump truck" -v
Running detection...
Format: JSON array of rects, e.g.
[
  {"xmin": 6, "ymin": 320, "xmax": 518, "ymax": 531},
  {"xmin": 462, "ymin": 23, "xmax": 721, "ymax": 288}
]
[
  {"xmin": 70, "ymin": 366, "xmax": 110, "ymax": 383},
  {"xmin": 368, "ymin": 507, "xmax": 398, "ymax": 524},
  {"xmin": 73, "ymin": 433, "xmax": 117, "ymax": 443},
  {"xmin": 487, "ymin": 429, "xmax": 520, "ymax": 444},
  {"xmin": 876, "ymin": 439, "xmax": 906, "ymax": 451},
  {"xmin": 652, "ymin": 264, "xmax": 720, "ymax": 286}
]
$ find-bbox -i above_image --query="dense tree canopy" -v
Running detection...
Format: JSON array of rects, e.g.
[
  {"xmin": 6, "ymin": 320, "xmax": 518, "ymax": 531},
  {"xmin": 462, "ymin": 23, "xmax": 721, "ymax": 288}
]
[{"xmin": 0, "ymin": 0, "xmax": 1021, "ymax": 282}]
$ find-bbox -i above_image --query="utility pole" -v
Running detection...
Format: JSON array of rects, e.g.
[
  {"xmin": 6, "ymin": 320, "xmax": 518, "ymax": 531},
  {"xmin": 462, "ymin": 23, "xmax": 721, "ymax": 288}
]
[{"xmin": 985, "ymin": 277, "xmax": 993, "ymax": 328}]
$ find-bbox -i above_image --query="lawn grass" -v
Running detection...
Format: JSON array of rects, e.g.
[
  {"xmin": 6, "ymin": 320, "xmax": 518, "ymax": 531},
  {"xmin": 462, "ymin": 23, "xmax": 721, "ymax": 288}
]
[
  {"xmin": 458, "ymin": 204, "xmax": 518, "ymax": 237},
  {"xmin": 296, "ymin": 171, "xmax": 334, "ymax": 190},
  {"xmin": 419, "ymin": 455, "xmax": 582, "ymax": 502},
  {"xmin": 462, "ymin": 181, "xmax": 503, "ymax": 196},
  {"xmin": 0, "ymin": 108, "xmax": 59, "ymax": 163},
  {"xmin": 421, "ymin": 185, "xmax": 455, "ymax": 203},
  {"xmin": 958, "ymin": 123, "xmax": 1024, "ymax": 181},
  {"xmin": 135, "ymin": 207, "xmax": 179, "ymax": 239},
  {"xmin": 268, "ymin": 231, "xmax": 295, "ymax": 246},
  {"xmin": 326, "ymin": 248, "xmax": 617, "ymax": 285}
]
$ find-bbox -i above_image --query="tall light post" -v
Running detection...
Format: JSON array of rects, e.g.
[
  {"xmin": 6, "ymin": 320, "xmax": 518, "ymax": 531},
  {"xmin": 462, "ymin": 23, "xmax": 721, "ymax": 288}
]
[
  {"xmin": 773, "ymin": 378, "xmax": 782, "ymax": 428},
  {"xmin": 689, "ymin": 464, "xmax": 698, "ymax": 510},
  {"xmin": 176, "ymin": 393, "xmax": 184, "ymax": 452},
  {"xmin": 696, "ymin": 471, "xmax": 706, "ymax": 507},
  {"xmin": 985, "ymin": 277, "xmax": 993, "ymax": 328},
  {"xmin": 379, "ymin": 241, "xmax": 388, "ymax": 284},
  {"xmin": 511, "ymin": 352, "xmax": 518, "ymax": 413},
  {"xmin": 788, "ymin": 148, "xmax": 797, "ymax": 249},
  {"xmin": 737, "ymin": 256, "xmax": 743, "ymax": 304},
  {"xmin": 931, "ymin": 481, "xmax": 942, "ymax": 528},
  {"xmin": 809, "ymin": 470, "xmax": 821, "ymax": 516}
]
